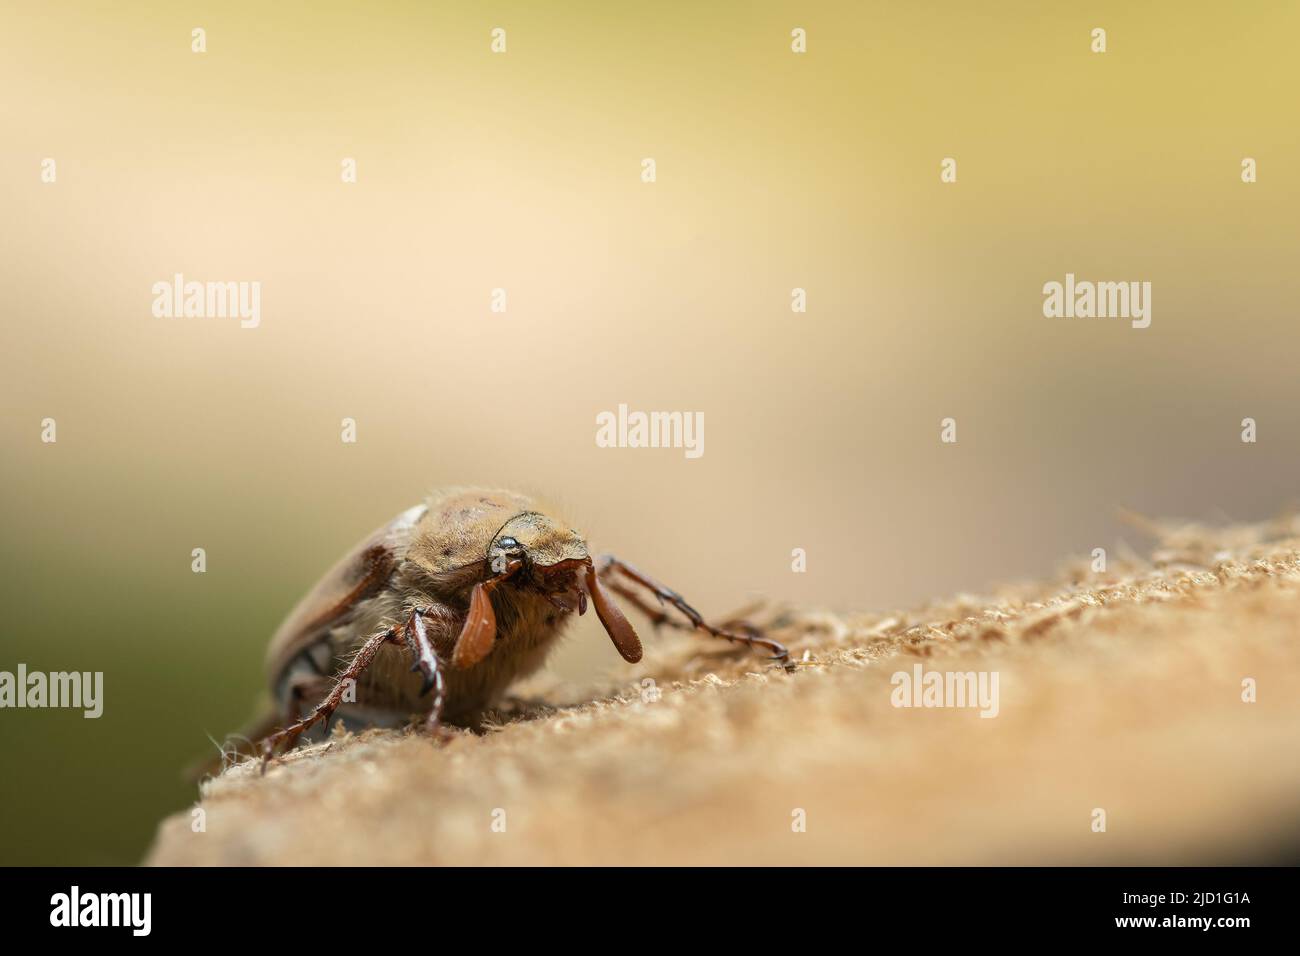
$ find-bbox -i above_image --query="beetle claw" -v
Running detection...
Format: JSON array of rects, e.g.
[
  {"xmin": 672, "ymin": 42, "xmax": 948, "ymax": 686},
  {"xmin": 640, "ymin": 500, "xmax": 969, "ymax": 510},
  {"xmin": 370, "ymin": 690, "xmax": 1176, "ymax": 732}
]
[
  {"xmin": 414, "ymin": 662, "xmax": 439, "ymax": 694},
  {"xmin": 410, "ymin": 658, "xmax": 437, "ymax": 693}
]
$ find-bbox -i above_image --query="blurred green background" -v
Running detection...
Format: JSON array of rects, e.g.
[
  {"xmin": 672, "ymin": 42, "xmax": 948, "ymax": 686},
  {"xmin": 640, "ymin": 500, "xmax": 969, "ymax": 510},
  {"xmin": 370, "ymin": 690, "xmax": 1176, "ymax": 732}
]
[{"xmin": 2, "ymin": 1, "xmax": 1298, "ymax": 864}]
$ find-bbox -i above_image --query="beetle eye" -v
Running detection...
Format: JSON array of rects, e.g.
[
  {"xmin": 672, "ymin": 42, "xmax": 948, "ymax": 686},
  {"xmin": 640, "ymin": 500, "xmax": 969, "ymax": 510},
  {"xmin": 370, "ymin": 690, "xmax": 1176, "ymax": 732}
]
[{"xmin": 497, "ymin": 536, "xmax": 520, "ymax": 551}]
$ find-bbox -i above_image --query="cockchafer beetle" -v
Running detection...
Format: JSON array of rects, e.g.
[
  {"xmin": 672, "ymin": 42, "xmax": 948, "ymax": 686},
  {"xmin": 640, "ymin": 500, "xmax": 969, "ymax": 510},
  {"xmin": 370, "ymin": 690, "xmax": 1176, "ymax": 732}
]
[{"xmin": 228, "ymin": 488, "xmax": 792, "ymax": 767}]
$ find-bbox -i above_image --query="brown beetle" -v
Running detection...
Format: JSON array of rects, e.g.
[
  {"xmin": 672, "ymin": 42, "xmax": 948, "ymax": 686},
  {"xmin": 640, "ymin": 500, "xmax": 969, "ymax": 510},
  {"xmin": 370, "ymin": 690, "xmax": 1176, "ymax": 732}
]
[{"xmin": 236, "ymin": 488, "xmax": 792, "ymax": 766}]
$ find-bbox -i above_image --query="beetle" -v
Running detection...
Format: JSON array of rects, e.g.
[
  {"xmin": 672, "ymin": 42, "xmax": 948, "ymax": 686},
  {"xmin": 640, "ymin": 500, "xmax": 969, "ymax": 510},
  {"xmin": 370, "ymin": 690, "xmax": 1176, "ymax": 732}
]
[{"xmin": 242, "ymin": 488, "xmax": 793, "ymax": 766}]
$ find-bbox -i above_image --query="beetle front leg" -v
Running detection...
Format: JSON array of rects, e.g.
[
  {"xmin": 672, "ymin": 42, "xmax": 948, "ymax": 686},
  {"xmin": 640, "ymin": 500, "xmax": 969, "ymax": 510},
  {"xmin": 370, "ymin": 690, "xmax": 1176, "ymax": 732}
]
[
  {"xmin": 405, "ymin": 607, "xmax": 447, "ymax": 736},
  {"xmin": 259, "ymin": 624, "xmax": 402, "ymax": 769},
  {"xmin": 597, "ymin": 555, "xmax": 794, "ymax": 671}
]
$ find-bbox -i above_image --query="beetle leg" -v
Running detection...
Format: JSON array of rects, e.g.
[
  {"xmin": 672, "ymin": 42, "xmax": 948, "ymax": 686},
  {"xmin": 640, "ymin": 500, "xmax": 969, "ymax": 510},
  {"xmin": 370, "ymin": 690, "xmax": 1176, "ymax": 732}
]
[
  {"xmin": 259, "ymin": 624, "xmax": 402, "ymax": 770},
  {"xmin": 407, "ymin": 607, "xmax": 446, "ymax": 735},
  {"xmin": 596, "ymin": 555, "xmax": 795, "ymax": 671},
  {"xmin": 601, "ymin": 578, "xmax": 676, "ymax": 629},
  {"xmin": 281, "ymin": 672, "xmax": 333, "ymax": 724}
]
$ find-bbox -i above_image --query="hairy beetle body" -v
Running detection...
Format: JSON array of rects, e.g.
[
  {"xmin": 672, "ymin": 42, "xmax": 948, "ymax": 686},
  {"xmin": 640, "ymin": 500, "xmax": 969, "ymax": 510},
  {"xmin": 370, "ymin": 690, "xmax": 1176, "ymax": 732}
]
[
  {"xmin": 267, "ymin": 489, "xmax": 595, "ymax": 740},
  {"xmin": 211, "ymin": 487, "xmax": 792, "ymax": 770}
]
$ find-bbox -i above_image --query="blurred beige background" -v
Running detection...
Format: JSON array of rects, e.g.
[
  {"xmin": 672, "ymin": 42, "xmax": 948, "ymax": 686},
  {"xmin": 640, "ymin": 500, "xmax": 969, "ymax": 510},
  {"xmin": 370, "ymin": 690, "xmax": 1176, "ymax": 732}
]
[{"xmin": 1, "ymin": 1, "xmax": 1297, "ymax": 864}]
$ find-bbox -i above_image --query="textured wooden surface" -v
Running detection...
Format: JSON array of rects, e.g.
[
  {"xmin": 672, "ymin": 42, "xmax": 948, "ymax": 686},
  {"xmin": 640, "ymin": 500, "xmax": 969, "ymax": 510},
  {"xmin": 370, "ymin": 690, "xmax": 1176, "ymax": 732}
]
[{"xmin": 148, "ymin": 518, "xmax": 1300, "ymax": 865}]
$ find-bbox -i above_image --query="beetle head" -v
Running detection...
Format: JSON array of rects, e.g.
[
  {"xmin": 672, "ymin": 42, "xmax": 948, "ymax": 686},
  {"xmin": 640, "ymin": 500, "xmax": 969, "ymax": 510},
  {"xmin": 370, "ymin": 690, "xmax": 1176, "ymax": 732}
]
[
  {"xmin": 467, "ymin": 512, "xmax": 642, "ymax": 665},
  {"xmin": 487, "ymin": 511, "xmax": 589, "ymax": 575}
]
